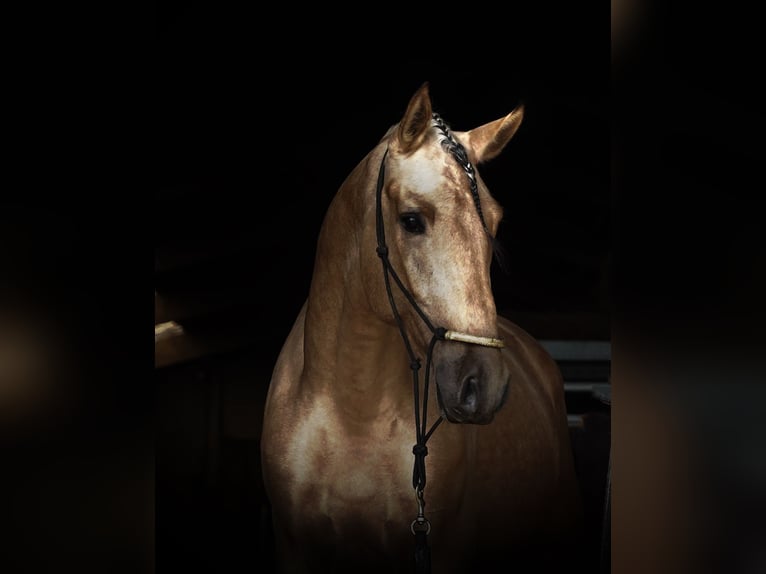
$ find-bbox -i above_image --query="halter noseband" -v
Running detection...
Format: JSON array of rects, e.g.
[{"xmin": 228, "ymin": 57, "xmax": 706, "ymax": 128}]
[
  {"xmin": 373, "ymin": 119, "xmax": 504, "ymax": 572},
  {"xmin": 443, "ymin": 329, "xmax": 505, "ymax": 348}
]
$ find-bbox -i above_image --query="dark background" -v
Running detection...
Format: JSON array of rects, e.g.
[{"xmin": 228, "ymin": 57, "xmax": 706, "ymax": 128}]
[
  {"xmin": 1, "ymin": 2, "xmax": 763, "ymax": 573},
  {"xmin": 156, "ymin": 5, "xmax": 609, "ymax": 342},
  {"xmin": 155, "ymin": 4, "xmax": 609, "ymax": 574},
  {"xmin": 5, "ymin": 3, "xmax": 612, "ymax": 574}
]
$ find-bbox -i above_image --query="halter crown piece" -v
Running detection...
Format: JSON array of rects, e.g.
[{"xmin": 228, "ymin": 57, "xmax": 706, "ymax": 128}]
[{"xmin": 374, "ymin": 113, "xmax": 505, "ymax": 574}]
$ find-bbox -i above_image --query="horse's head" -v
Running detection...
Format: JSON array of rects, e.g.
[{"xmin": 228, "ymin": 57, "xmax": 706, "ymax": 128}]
[{"xmin": 368, "ymin": 83, "xmax": 524, "ymax": 425}]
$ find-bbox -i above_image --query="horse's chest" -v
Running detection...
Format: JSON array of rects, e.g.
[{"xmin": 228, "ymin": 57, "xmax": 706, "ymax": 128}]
[{"xmin": 281, "ymin": 411, "xmax": 415, "ymax": 536}]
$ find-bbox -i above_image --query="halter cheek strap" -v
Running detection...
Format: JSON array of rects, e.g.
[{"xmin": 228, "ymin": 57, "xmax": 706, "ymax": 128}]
[
  {"xmin": 374, "ymin": 149, "xmax": 504, "ymax": 355},
  {"xmin": 374, "ymin": 145, "xmax": 504, "ymax": 574}
]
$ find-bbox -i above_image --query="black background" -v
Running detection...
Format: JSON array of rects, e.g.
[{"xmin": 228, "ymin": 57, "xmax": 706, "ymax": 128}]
[
  {"xmin": 156, "ymin": 3, "xmax": 609, "ymax": 350},
  {"xmin": 1, "ymin": 1, "xmax": 763, "ymax": 573},
  {"xmin": 153, "ymin": 6, "xmax": 609, "ymax": 574}
]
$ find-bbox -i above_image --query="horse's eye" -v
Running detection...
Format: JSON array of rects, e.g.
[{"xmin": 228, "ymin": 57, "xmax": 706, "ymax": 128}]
[{"xmin": 399, "ymin": 212, "xmax": 425, "ymax": 234}]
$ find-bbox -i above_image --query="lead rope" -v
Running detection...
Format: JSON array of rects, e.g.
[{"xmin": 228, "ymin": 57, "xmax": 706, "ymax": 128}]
[
  {"xmin": 374, "ymin": 143, "xmax": 505, "ymax": 574},
  {"xmin": 375, "ymin": 149, "xmax": 443, "ymax": 574}
]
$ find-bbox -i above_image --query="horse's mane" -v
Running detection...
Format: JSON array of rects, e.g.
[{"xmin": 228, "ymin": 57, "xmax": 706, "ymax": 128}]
[
  {"xmin": 431, "ymin": 114, "xmax": 509, "ymax": 272},
  {"xmin": 430, "ymin": 114, "xmax": 489, "ymax": 234}
]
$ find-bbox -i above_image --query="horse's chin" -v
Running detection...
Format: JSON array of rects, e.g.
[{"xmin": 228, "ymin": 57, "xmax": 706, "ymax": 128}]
[
  {"xmin": 442, "ymin": 409, "xmax": 496, "ymax": 425},
  {"xmin": 436, "ymin": 383, "xmax": 508, "ymax": 425}
]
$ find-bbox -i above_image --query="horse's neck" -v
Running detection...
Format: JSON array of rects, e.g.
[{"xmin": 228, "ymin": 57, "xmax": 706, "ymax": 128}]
[{"xmin": 302, "ymin": 152, "xmax": 411, "ymax": 421}]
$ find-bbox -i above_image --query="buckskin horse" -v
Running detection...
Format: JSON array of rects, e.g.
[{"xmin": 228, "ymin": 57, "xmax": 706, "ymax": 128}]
[{"xmin": 261, "ymin": 84, "xmax": 582, "ymax": 573}]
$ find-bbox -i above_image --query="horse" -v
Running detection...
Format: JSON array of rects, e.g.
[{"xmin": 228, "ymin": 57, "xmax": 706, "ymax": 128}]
[{"xmin": 261, "ymin": 83, "xmax": 583, "ymax": 574}]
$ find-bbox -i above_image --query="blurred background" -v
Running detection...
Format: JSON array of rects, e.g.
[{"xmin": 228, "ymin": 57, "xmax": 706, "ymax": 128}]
[{"xmin": 155, "ymin": 3, "xmax": 609, "ymax": 574}]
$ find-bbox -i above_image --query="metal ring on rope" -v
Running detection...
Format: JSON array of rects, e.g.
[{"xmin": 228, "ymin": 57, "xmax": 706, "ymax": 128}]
[{"xmin": 411, "ymin": 519, "xmax": 432, "ymax": 536}]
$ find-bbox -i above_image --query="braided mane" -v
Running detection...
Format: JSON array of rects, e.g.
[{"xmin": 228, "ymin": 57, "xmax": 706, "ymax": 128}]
[
  {"xmin": 430, "ymin": 113, "xmax": 506, "ymax": 268},
  {"xmin": 431, "ymin": 113, "xmax": 490, "ymax": 237}
]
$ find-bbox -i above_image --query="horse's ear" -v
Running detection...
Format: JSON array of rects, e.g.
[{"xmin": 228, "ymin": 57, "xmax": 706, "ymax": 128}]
[
  {"xmin": 465, "ymin": 104, "xmax": 525, "ymax": 164},
  {"xmin": 394, "ymin": 83, "xmax": 433, "ymax": 153}
]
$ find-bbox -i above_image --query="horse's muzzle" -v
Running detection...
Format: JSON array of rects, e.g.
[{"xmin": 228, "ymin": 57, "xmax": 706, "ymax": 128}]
[{"xmin": 434, "ymin": 344, "xmax": 510, "ymax": 424}]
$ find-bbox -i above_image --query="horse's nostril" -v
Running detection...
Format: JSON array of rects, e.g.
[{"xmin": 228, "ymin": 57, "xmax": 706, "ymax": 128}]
[{"xmin": 458, "ymin": 375, "xmax": 479, "ymax": 414}]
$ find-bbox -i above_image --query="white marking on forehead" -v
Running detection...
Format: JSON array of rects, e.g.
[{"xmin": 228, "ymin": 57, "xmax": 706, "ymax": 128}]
[{"xmin": 393, "ymin": 146, "xmax": 450, "ymax": 198}]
